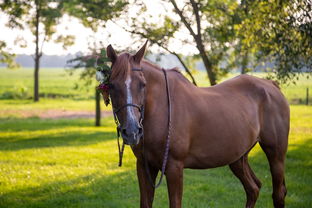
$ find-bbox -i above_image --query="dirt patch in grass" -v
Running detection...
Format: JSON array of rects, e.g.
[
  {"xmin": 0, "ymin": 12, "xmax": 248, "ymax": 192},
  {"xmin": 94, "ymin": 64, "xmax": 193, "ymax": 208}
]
[{"xmin": 0, "ymin": 109, "xmax": 112, "ymax": 119}]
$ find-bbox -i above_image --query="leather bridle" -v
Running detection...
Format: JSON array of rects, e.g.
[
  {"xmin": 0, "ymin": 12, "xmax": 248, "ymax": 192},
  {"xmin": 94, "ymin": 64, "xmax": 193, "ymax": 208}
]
[
  {"xmin": 112, "ymin": 68, "xmax": 145, "ymax": 167},
  {"xmin": 113, "ymin": 103, "xmax": 145, "ymax": 130},
  {"xmin": 112, "ymin": 67, "xmax": 171, "ymax": 189}
]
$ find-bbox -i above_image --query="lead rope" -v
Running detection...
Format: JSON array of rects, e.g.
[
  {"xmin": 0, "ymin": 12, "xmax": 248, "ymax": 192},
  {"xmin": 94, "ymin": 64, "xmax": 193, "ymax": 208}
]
[
  {"xmin": 114, "ymin": 113, "xmax": 125, "ymax": 167},
  {"xmin": 144, "ymin": 68, "xmax": 172, "ymax": 188},
  {"xmin": 117, "ymin": 130, "xmax": 125, "ymax": 167}
]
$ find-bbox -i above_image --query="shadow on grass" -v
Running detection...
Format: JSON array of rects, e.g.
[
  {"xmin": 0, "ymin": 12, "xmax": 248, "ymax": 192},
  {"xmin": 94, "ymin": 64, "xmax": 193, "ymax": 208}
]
[
  {"xmin": 283, "ymin": 136, "xmax": 312, "ymax": 207},
  {"xmin": 182, "ymin": 137, "xmax": 312, "ymax": 208},
  {"xmin": 0, "ymin": 170, "xmax": 140, "ymax": 208},
  {"xmin": 0, "ymin": 117, "xmax": 115, "ymax": 132},
  {"xmin": 0, "ymin": 131, "xmax": 116, "ymax": 151},
  {"xmin": 0, "ymin": 117, "xmax": 116, "ymax": 151},
  {"xmin": 1, "ymin": 138, "xmax": 311, "ymax": 208},
  {"xmin": 0, "ymin": 117, "xmax": 311, "ymax": 207}
]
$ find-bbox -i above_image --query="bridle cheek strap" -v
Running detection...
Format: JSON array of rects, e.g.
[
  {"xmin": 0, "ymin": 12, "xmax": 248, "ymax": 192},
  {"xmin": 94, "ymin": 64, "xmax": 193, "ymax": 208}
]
[{"xmin": 113, "ymin": 101, "xmax": 145, "ymax": 167}]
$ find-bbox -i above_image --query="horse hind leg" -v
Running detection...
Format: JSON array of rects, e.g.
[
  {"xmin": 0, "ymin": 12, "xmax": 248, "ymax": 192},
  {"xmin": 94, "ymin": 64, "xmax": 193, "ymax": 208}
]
[
  {"xmin": 229, "ymin": 154, "xmax": 261, "ymax": 208},
  {"xmin": 247, "ymin": 159, "xmax": 262, "ymax": 189},
  {"xmin": 258, "ymin": 87, "xmax": 289, "ymax": 207},
  {"xmin": 259, "ymin": 139, "xmax": 287, "ymax": 208},
  {"xmin": 259, "ymin": 119, "xmax": 288, "ymax": 208}
]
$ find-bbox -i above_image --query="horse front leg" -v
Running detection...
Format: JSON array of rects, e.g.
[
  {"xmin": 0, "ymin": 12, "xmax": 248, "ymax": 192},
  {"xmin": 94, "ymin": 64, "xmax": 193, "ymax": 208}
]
[
  {"xmin": 166, "ymin": 161, "xmax": 184, "ymax": 208},
  {"xmin": 136, "ymin": 159, "xmax": 158, "ymax": 208}
]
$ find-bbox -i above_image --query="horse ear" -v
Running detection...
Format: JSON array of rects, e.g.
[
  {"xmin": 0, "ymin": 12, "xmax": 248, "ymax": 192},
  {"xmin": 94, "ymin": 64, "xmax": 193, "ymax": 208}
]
[
  {"xmin": 133, "ymin": 40, "xmax": 148, "ymax": 63},
  {"xmin": 107, "ymin": 44, "xmax": 117, "ymax": 64}
]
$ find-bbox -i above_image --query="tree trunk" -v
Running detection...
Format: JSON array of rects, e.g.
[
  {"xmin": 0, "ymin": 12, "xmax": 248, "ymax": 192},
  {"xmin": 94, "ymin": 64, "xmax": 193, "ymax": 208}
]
[
  {"xmin": 196, "ymin": 41, "xmax": 217, "ymax": 85},
  {"xmin": 34, "ymin": 1, "xmax": 40, "ymax": 102},
  {"xmin": 200, "ymin": 53, "xmax": 217, "ymax": 86},
  {"xmin": 95, "ymin": 88, "xmax": 101, "ymax": 126},
  {"xmin": 169, "ymin": 0, "xmax": 217, "ymax": 86},
  {"xmin": 172, "ymin": 52, "xmax": 197, "ymax": 86},
  {"xmin": 34, "ymin": 58, "xmax": 39, "ymax": 102}
]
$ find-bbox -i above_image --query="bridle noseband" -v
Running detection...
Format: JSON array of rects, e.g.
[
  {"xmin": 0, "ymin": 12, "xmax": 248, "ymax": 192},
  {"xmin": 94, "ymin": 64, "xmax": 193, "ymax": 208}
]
[
  {"xmin": 113, "ymin": 103, "xmax": 145, "ymax": 128},
  {"xmin": 112, "ymin": 67, "xmax": 171, "ymax": 189},
  {"xmin": 113, "ymin": 103, "xmax": 145, "ymax": 167}
]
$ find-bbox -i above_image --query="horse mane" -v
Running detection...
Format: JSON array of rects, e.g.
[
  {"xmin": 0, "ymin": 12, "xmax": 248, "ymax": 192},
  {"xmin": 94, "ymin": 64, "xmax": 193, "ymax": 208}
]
[
  {"xmin": 110, "ymin": 53, "xmax": 130, "ymax": 80},
  {"xmin": 170, "ymin": 67, "xmax": 194, "ymax": 85},
  {"xmin": 110, "ymin": 55, "xmax": 194, "ymax": 86},
  {"xmin": 142, "ymin": 59, "xmax": 194, "ymax": 85},
  {"xmin": 141, "ymin": 59, "xmax": 162, "ymax": 71}
]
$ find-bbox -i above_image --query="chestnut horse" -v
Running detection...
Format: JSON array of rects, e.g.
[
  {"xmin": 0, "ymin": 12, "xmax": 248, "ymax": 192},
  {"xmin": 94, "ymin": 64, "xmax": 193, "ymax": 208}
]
[{"xmin": 103, "ymin": 42, "xmax": 289, "ymax": 208}]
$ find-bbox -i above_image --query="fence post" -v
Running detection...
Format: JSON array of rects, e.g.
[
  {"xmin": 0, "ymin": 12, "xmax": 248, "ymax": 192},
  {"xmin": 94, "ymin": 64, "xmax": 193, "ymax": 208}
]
[{"xmin": 306, "ymin": 88, "xmax": 309, "ymax": 106}]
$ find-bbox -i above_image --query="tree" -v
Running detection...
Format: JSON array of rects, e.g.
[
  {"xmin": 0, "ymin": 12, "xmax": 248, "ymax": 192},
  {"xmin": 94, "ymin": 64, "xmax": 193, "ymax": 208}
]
[
  {"xmin": 64, "ymin": 0, "xmax": 128, "ymax": 126},
  {"xmin": 227, "ymin": 0, "xmax": 252, "ymax": 74},
  {"xmin": 63, "ymin": 0, "xmax": 128, "ymax": 31},
  {"xmin": 0, "ymin": 41, "xmax": 19, "ymax": 69},
  {"xmin": 113, "ymin": 15, "xmax": 198, "ymax": 85},
  {"xmin": 237, "ymin": 0, "xmax": 312, "ymax": 83},
  {"xmin": 67, "ymin": 48, "xmax": 110, "ymax": 126},
  {"xmin": 0, "ymin": 0, "xmax": 74, "ymax": 101},
  {"xmin": 116, "ymin": 0, "xmax": 242, "ymax": 86},
  {"xmin": 118, "ymin": 0, "xmax": 311, "ymax": 85}
]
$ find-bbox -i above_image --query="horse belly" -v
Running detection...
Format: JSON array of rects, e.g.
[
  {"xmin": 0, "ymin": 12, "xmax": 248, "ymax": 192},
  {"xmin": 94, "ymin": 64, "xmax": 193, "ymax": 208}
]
[
  {"xmin": 184, "ymin": 137, "xmax": 257, "ymax": 169},
  {"xmin": 184, "ymin": 109, "xmax": 260, "ymax": 169}
]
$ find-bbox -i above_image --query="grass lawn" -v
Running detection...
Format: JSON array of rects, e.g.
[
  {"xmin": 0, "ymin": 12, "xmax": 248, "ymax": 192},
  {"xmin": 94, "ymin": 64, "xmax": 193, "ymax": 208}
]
[{"xmin": 0, "ymin": 106, "xmax": 311, "ymax": 208}]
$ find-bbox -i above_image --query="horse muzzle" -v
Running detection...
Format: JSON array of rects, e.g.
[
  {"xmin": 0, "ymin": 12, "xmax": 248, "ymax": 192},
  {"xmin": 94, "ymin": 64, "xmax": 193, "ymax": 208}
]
[{"xmin": 120, "ymin": 124, "xmax": 143, "ymax": 145}]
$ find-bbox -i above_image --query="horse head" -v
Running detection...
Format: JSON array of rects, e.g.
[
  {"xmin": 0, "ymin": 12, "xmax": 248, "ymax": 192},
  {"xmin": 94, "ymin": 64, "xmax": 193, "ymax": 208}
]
[{"xmin": 106, "ymin": 41, "xmax": 148, "ymax": 145}]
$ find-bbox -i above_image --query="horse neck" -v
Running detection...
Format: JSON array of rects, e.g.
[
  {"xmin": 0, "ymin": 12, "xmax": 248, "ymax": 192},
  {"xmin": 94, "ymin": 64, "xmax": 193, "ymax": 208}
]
[
  {"xmin": 141, "ymin": 61, "xmax": 164, "ymax": 87},
  {"xmin": 141, "ymin": 61, "xmax": 167, "ymax": 119}
]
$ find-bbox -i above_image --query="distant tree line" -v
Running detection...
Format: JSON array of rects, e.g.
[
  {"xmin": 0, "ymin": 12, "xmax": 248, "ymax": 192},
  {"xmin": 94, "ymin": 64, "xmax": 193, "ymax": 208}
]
[{"xmin": 0, "ymin": 54, "xmax": 78, "ymax": 68}]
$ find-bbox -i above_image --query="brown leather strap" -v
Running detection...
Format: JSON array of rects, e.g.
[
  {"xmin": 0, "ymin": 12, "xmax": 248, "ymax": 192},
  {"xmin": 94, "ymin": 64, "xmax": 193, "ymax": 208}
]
[{"xmin": 144, "ymin": 68, "xmax": 172, "ymax": 188}]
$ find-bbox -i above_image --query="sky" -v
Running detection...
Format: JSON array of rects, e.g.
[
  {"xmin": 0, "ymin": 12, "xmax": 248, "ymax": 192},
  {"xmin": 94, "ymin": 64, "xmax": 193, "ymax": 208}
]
[
  {"xmin": 0, "ymin": 1, "xmax": 196, "ymax": 56},
  {"xmin": 0, "ymin": 13, "xmax": 134, "ymax": 55}
]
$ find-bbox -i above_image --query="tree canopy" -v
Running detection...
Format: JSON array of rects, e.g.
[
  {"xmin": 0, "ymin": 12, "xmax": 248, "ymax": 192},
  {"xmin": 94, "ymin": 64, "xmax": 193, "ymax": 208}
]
[
  {"xmin": 1, "ymin": 0, "xmax": 311, "ymax": 87},
  {"xmin": 111, "ymin": 0, "xmax": 252, "ymax": 85},
  {"xmin": 111, "ymin": 0, "xmax": 311, "ymax": 85},
  {"xmin": 238, "ymin": 0, "xmax": 312, "ymax": 83},
  {"xmin": 0, "ymin": 41, "xmax": 18, "ymax": 68}
]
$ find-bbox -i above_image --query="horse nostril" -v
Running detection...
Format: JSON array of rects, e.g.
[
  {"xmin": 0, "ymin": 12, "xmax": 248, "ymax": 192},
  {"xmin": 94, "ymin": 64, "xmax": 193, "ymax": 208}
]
[
  {"xmin": 121, "ymin": 128, "xmax": 128, "ymax": 136},
  {"xmin": 138, "ymin": 127, "xmax": 143, "ymax": 135}
]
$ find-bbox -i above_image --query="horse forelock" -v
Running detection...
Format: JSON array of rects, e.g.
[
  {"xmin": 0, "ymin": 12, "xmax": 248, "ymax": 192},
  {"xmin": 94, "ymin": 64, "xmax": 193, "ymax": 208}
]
[{"xmin": 110, "ymin": 53, "xmax": 130, "ymax": 81}]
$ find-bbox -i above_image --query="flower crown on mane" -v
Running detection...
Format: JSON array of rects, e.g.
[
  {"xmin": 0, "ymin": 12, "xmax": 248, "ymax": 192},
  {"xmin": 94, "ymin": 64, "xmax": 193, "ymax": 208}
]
[{"xmin": 95, "ymin": 49, "xmax": 111, "ymax": 106}]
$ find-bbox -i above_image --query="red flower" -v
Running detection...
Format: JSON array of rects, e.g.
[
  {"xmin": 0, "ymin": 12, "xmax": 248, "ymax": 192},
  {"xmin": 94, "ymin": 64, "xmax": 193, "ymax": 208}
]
[{"xmin": 97, "ymin": 83, "xmax": 109, "ymax": 92}]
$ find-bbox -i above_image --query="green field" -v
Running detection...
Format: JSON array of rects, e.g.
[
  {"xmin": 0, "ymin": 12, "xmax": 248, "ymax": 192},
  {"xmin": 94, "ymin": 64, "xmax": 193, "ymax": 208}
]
[
  {"xmin": 0, "ymin": 67, "xmax": 92, "ymax": 100},
  {"xmin": 0, "ymin": 67, "xmax": 311, "ymax": 207},
  {"xmin": 1, "ymin": 67, "xmax": 311, "ymax": 104}
]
